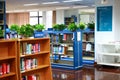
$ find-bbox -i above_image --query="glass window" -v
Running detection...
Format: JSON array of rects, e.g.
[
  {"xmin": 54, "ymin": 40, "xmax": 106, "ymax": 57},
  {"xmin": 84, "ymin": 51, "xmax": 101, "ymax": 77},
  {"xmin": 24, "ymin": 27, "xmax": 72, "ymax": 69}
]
[
  {"xmin": 29, "ymin": 11, "xmax": 43, "ymax": 25},
  {"xmin": 30, "ymin": 17, "xmax": 38, "ymax": 25}
]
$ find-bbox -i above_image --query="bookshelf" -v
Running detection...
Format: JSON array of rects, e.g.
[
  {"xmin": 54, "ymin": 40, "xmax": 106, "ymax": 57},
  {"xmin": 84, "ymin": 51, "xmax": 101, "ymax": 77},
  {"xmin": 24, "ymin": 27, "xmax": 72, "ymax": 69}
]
[
  {"xmin": 96, "ymin": 42, "xmax": 120, "ymax": 67},
  {"xmin": 46, "ymin": 30, "xmax": 83, "ymax": 69},
  {"xmin": 82, "ymin": 30, "xmax": 94, "ymax": 65},
  {"xmin": 0, "ymin": 39, "xmax": 18, "ymax": 80},
  {"xmin": 64, "ymin": 17, "xmax": 75, "ymax": 26},
  {"xmin": 17, "ymin": 38, "xmax": 53, "ymax": 80}
]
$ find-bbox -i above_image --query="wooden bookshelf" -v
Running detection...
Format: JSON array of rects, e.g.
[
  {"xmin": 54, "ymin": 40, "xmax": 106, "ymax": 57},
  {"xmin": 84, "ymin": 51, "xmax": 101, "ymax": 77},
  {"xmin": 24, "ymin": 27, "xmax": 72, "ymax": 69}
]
[
  {"xmin": 17, "ymin": 38, "xmax": 53, "ymax": 80},
  {"xmin": 0, "ymin": 39, "xmax": 18, "ymax": 80}
]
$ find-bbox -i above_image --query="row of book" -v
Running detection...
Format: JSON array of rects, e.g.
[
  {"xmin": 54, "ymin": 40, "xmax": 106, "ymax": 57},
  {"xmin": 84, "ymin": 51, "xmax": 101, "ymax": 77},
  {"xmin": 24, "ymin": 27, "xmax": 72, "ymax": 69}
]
[
  {"xmin": 22, "ymin": 75, "xmax": 40, "ymax": 80},
  {"xmin": 20, "ymin": 43, "xmax": 40, "ymax": 55},
  {"xmin": 0, "ymin": 63, "xmax": 10, "ymax": 76},
  {"xmin": 52, "ymin": 46, "xmax": 65, "ymax": 54},
  {"xmin": 20, "ymin": 58, "xmax": 37, "ymax": 71},
  {"xmin": 50, "ymin": 34, "xmax": 73, "ymax": 43}
]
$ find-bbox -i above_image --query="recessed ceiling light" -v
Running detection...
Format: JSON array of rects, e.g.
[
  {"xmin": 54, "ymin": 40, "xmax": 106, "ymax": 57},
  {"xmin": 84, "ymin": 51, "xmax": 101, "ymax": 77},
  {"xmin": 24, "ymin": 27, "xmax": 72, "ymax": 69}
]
[
  {"xmin": 63, "ymin": 0, "xmax": 82, "ymax": 3},
  {"xmin": 42, "ymin": 1, "xmax": 59, "ymax": 4},
  {"xmin": 24, "ymin": 3, "xmax": 39, "ymax": 6}
]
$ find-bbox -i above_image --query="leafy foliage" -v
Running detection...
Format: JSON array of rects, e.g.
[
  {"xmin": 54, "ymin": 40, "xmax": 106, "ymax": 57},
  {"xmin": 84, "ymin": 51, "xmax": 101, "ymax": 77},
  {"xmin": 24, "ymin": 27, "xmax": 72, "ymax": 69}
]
[
  {"xmin": 87, "ymin": 22, "xmax": 95, "ymax": 30},
  {"xmin": 19, "ymin": 24, "xmax": 34, "ymax": 37},
  {"xmin": 0, "ymin": 26, "xmax": 4, "ymax": 37},
  {"xmin": 52, "ymin": 24, "xmax": 67, "ymax": 31},
  {"xmin": 78, "ymin": 22, "xmax": 86, "ymax": 30},
  {"xmin": 67, "ymin": 23, "xmax": 78, "ymax": 31},
  {"xmin": 10, "ymin": 24, "xmax": 20, "ymax": 33},
  {"xmin": 34, "ymin": 24, "xmax": 45, "ymax": 31}
]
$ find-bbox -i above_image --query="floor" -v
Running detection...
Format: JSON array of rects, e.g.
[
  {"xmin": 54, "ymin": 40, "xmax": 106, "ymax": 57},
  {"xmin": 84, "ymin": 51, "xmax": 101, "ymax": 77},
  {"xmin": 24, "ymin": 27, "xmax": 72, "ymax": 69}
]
[{"xmin": 52, "ymin": 65, "xmax": 120, "ymax": 80}]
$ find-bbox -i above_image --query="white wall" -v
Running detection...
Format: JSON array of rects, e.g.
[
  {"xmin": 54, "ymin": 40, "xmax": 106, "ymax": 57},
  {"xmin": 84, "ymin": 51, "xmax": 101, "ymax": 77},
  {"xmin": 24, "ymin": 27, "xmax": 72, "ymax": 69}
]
[
  {"xmin": 56, "ymin": 10, "xmax": 64, "ymax": 24},
  {"xmin": 42, "ymin": 11, "xmax": 53, "ymax": 30},
  {"xmin": 114, "ymin": 0, "xmax": 120, "ymax": 41}
]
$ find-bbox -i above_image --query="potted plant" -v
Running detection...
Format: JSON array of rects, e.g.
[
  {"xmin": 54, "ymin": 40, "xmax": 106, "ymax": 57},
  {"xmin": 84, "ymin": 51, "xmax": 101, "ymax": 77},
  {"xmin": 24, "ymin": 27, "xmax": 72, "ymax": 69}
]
[
  {"xmin": 34, "ymin": 24, "xmax": 45, "ymax": 31},
  {"xmin": 52, "ymin": 24, "xmax": 59, "ymax": 31},
  {"xmin": 52, "ymin": 24, "xmax": 67, "ymax": 31},
  {"xmin": 78, "ymin": 22, "xmax": 86, "ymax": 30},
  {"xmin": 0, "ymin": 29, "xmax": 4, "ymax": 39},
  {"xmin": 59, "ymin": 24, "xmax": 67, "ymax": 31},
  {"xmin": 10, "ymin": 24, "xmax": 20, "ymax": 33},
  {"xmin": 67, "ymin": 23, "xmax": 78, "ymax": 31},
  {"xmin": 87, "ymin": 22, "xmax": 95, "ymax": 30},
  {"xmin": 10, "ymin": 24, "xmax": 20, "ymax": 38},
  {"xmin": 19, "ymin": 24, "xmax": 34, "ymax": 38}
]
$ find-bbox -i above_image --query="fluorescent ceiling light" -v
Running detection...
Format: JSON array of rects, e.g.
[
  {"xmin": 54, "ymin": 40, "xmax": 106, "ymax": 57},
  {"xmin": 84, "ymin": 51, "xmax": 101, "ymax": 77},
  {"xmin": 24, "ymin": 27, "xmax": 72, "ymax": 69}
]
[
  {"xmin": 73, "ymin": 6, "xmax": 88, "ymax": 8},
  {"xmin": 63, "ymin": 0, "xmax": 82, "ymax": 3},
  {"xmin": 56, "ymin": 7, "xmax": 70, "ymax": 10},
  {"xmin": 24, "ymin": 3, "xmax": 39, "ymax": 6},
  {"xmin": 42, "ymin": 1, "xmax": 59, "ymax": 4}
]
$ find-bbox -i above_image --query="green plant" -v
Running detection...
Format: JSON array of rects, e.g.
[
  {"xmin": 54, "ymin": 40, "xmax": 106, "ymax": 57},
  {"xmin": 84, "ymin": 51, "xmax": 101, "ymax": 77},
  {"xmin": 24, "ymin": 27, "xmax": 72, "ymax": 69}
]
[
  {"xmin": 53, "ymin": 24, "xmax": 67, "ymax": 31},
  {"xmin": 78, "ymin": 22, "xmax": 86, "ymax": 30},
  {"xmin": 10, "ymin": 24, "xmax": 20, "ymax": 33},
  {"xmin": 0, "ymin": 29, "xmax": 4, "ymax": 37},
  {"xmin": 52, "ymin": 24, "xmax": 59, "ymax": 31},
  {"xmin": 0, "ymin": 26, "xmax": 4, "ymax": 38},
  {"xmin": 67, "ymin": 23, "xmax": 78, "ymax": 31},
  {"xmin": 34, "ymin": 24, "xmax": 45, "ymax": 31},
  {"xmin": 87, "ymin": 22, "xmax": 95, "ymax": 30},
  {"xmin": 19, "ymin": 24, "xmax": 34, "ymax": 37},
  {"xmin": 59, "ymin": 24, "xmax": 67, "ymax": 31}
]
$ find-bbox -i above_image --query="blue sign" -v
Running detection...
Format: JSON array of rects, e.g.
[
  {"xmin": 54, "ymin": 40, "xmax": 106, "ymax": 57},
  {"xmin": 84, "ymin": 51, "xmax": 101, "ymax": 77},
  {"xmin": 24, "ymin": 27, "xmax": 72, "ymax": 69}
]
[{"xmin": 97, "ymin": 6, "xmax": 112, "ymax": 31}]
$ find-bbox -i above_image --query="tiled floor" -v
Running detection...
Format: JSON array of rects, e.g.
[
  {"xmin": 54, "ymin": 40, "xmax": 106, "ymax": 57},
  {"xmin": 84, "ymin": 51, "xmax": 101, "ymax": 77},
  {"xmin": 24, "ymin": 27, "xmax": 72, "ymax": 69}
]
[{"xmin": 52, "ymin": 66, "xmax": 120, "ymax": 80}]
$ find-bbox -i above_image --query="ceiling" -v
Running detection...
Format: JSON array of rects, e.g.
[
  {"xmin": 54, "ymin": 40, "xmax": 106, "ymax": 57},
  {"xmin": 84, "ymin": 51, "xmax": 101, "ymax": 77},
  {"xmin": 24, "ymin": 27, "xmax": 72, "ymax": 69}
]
[{"xmin": 6, "ymin": 0, "xmax": 95, "ymax": 12}]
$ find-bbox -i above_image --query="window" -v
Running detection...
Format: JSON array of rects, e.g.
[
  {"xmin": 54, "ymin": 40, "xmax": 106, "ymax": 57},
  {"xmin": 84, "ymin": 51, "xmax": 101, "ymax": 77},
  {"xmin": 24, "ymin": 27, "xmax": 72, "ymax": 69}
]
[{"xmin": 30, "ymin": 11, "xmax": 43, "ymax": 25}]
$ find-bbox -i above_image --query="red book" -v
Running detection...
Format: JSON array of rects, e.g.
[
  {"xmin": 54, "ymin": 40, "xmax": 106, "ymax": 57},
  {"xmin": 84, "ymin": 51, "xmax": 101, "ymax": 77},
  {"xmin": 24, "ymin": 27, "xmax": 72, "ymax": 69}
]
[
  {"xmin": 35, "ymin": 44, "xmax": 39, "ymax": 52},
  {"xmin": 27, "ymin": 75, "xmax": 33, "ymax": 80},
  {"xmin": 6, "ymin": 64, "xmax": 10, "ymax": 74},
  {"xmin": 2, "ymin": 63, "xmax": 7, "ymax": 75}
]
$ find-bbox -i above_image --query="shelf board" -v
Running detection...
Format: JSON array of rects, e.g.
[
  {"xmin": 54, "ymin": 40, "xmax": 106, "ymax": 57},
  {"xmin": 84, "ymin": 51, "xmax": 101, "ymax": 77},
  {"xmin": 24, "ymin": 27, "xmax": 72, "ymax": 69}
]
[
  {"xmin": 98, "ymin": 52, "xmax": 120, "ymax": 56},
  {"xmin": 18, "ymin": 38, "xmax": 49, "ymax": 42},
  {"xmin": 20, "ymin": 51, "xmax": 49, "ymax": 58},
  {"xmin": 0, "ymin": 56, "xmax": 16, "ymax": 61},
  {"xmin": 0, "ymin": 39, "xmax": 17, "ymax": 43},
  {"xmin": 21, "ymin": 65, "xmax": 49, "ymax": 75},
  {"xmin": 83, "ymin": 57, "xmax": 94, "ymax": 60},
  {"xmin": 97, "ymin": 62, "xmax": 120, "ymax": 67},
  {"xmin": 83, "ymin": 49, "xmax": 94, "ymax": 53},
  {"xmin": 0, "ymin": 72, "xmax": 16, "ymax": 78},
  {"xmin": 82, "ymin": 41, "xmax": 94, "ymax": 43}
]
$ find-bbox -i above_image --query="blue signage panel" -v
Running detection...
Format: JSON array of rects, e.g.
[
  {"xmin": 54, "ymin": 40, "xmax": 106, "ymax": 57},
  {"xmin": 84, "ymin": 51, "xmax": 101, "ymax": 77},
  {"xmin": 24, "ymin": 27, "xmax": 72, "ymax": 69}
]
[{"xmin": 97, "ymin": 6, "xmax": 112, "ymax": 31}]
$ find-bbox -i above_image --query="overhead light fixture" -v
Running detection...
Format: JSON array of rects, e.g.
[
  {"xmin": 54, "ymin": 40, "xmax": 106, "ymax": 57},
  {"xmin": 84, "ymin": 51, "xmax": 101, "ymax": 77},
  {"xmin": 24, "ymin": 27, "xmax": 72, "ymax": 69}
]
[
  {"xmin": 63, "ymin": 0, "xmax": 82, "ymax": 3},
  {"xmin": 24, "ymin": 3, "xmax": 39, "ymax": 6},
  {"xmin": 73, "ymin": 6, "xmax": 88, "ymax": 8},
  {"xmin": 56, "ymin": 7, "xmax": 70, "ymax": 10},
  {"xmin": 42, "ymin": 1, "xmax": 59, "ymax": 4}
]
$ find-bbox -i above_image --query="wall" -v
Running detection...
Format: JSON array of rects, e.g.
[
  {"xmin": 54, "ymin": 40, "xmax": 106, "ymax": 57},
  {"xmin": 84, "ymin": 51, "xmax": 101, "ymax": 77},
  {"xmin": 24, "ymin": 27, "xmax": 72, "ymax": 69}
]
[
  {"xmin": 114, "ymin": 0, "xmax": 120, "ymax": 41},
  {"xmin": 45, "ymin": 11, "xmax": 53, "ymax": 29},
  {"xmin": 95, "ymin": 0, "xmax": 120, "ymax": 61},
  {"xmin": 6, "ymin": 12, "xmax": 29, "ymax": 26},
  {"xmin": 56, "ymin": 10, "xmax": 64, "ymax": 24}
]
